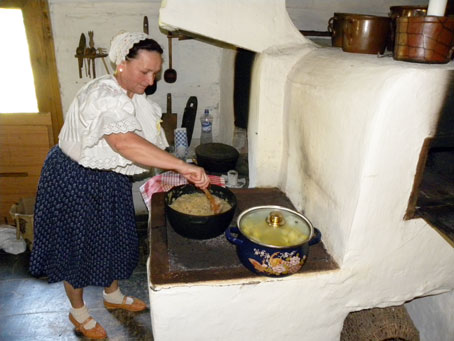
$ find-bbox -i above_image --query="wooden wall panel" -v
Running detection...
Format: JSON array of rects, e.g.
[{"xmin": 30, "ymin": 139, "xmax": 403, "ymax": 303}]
[
  {"xmin": 0, "ymin": 127, "xmax": 50, "ymax": 168},
  {"xmin": 0, "ymin": 1, "xmax": 62, "ymax": 223},
  {"xmin": 0, "ymin": 113, "xmax": 52, "ymax": 224}
]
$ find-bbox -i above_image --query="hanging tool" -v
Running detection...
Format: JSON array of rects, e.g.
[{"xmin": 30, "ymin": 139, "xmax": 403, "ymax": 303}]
[
  {"xmin": 164, "ymin": 33, "xmax": 177, "ymax": 83},
  {"xmin": 88, "ymin": 31, "xmax": 97, "ymax": 78},
  {"xmin": 143, "ymin": 16, "xmax": 149, "ymax": 35},
  {"xmin": 97, "ymin": 48, "xmax": 110, "ymax": 74},
  {"xmin": 75, "ymin": 32, "xmax": 109, "ymax": 78},
  {"xmin": 85, "ymin": 46, "xmax": 91, "ymax": 77},
  {"xmin": 161, "ymin": 93, "xmax": 178, "ymax": 146},
  {"xmin": 181, "ymin": 96, "xmax": 198, "ymax": 146},
  {"xmin": 76, "ymin": 33, "xmax": 86, "ymax": 78}
]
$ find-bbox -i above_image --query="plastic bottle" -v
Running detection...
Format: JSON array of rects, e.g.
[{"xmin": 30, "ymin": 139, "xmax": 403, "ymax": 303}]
[{"xmin": 200, "ymin": 108, "xmax": 213, "ymax": 144}]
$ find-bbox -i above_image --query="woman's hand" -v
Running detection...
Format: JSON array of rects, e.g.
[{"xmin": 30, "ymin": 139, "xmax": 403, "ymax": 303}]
[
  {"xmin": 178, "ymin": 163, "xmax": 210, "ymax": 189},
  {"xmin": 105, "ymin": 132, "xmax": 210, "ymax": 188}
]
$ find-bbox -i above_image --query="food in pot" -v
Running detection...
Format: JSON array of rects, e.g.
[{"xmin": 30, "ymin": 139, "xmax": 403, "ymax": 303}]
[
  {"xmin": 226, "ymin": 205, "xmax": 319, "ymax": 277},
  {"xmin": 240, "ymin": 210, "xmax": 308, "ymax": 247},
  {"xmin": 170, "ymin": 192, "xmax": 232, "ymax": 216}
]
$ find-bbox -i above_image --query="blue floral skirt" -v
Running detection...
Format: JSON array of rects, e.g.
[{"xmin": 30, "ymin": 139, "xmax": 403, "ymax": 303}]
[{"xmin": 29, "ymin": 146, "xmax": 138, "ymax": 289}]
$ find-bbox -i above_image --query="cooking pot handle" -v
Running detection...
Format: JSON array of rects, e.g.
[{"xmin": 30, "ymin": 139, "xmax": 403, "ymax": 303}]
[
  {"xmin": 448, "ymin": 45, "xmax": 454, "ymax": 61},
  {"xmin": 225, "ymin": 226, "xmax": 244, "ymax": 246},
  {"xmin": 327, "ymin": 16, "xmax": 335, "ymax": 34},
  {"xmin": 309, "ymin": 228, "xmax": 322, "ymax": 246}
]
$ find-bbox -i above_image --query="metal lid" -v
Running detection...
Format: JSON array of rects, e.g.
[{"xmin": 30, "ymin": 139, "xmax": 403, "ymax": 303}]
[{"xmin": 237, "ymin": 205, "xmax": 314, "ymax": 248}]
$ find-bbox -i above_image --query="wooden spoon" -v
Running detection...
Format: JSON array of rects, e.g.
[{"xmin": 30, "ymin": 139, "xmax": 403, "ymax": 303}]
[{"xmin": 203, "ymin": 188, "xmax": 220, "ymax": 214}]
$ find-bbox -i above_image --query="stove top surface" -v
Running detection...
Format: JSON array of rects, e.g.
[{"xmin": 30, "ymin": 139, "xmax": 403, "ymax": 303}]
[
  {"xmin": 167, "ymin": 220, "xmax": 241, "ymax": 272},
  {"xmin": 148, "ymin": 188, "xmax": 338, "ymax": 287}
]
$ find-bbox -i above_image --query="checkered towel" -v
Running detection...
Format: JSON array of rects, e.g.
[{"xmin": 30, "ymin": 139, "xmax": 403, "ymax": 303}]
[{"xmin": 139, "ymin": 171, "xmax": 225, "ymax": 212}]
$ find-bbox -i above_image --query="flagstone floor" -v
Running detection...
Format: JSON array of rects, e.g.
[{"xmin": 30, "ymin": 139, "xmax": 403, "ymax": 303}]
[{"xmin": 0, "ymin": 215, "xmax": 153, "ymax": 341}]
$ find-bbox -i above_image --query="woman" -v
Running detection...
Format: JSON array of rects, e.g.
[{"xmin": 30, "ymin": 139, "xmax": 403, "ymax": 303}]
[{"xmin": 29, "ymin": 32, "xmax": 209, "ymax": 339}]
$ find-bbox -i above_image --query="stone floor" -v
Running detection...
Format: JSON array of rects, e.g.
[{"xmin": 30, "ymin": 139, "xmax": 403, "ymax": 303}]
[{"xmin": 0, "ymin": 215, "xmax": 153, "ymax": 341}]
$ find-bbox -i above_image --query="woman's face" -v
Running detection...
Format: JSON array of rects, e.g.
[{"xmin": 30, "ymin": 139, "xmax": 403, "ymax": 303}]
[{"xmin": 116, "ymin": 50, "xmax": 162, "ymax": 97}]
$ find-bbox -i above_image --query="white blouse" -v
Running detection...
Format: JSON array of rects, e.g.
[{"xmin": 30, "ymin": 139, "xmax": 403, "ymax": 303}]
[{"xmin": 59, "ymin": 75, "xmax": 169, "ymax": 175}]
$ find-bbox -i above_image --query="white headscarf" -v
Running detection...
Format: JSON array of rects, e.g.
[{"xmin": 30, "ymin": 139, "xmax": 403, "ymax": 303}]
[{"xmin": 108, "ymin": 31, "xmax": 149, "ymax": 65}]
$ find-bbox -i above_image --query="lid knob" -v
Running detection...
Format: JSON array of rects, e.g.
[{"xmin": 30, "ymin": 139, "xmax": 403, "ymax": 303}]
[{"xmin": 266, "ymin": 211, "xmax": 285, "ymax": 228}]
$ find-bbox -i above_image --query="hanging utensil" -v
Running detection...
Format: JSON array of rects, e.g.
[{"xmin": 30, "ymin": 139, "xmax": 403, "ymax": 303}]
[
  {"xmin": 88, "ymin": 31, "xmax": 97, "ymax": 78},
  {"xmin": 161, "ymin": 93, "xmax": 178, "ymax": 145},
  {"xmin": 164, "ymin": 33, "xmax": 177, "ymax": 83},
  {"xmin": 143, "ymin": 16, "xmax": 149, "ymax": 35},
  {"xmin": 181, "ymin": 96, "xmax": 197, "ymax": 146},
  {"xmin": 76, "ymin": 33, "xmax": 86, "ymax": 78},
  {"xmin": 84, "ymin": 46, "xmax": 91, "ymax": 77},
  {"xmin": 97, "ymin": 48, "xmax": 110, "ymax": 74},
  {"xmin": 145, "ymin": 82, "xmax": 157, "ymax": 95}
]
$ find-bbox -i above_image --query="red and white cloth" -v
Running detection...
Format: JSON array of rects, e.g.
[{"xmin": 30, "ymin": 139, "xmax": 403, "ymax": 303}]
[{"xmin": 139, "ymin": 171, "xmax": 225, "ymax": 212}]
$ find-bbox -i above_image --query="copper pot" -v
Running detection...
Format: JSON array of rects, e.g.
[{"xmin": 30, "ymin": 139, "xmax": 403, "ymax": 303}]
[
  {"xmin": 394, "ymin": 16, "xmax": 454, "ymax": 64},
  {"xmin": 327, "ymin": 12, "xmax": 358, "ymax": 47},
  {"xmin": 389, "ymin": 5, "xmax": 428, "ymax": 19},
  {"xmin": 387, "ymin": 6, "xmax": 427, "ymax": 51},
  {"xmin": 341, "ymin": 14, "xmax": 391, "ymax": 54}
]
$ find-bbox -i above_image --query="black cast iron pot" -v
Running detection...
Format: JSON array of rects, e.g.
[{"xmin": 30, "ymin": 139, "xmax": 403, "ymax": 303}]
[
  {"xmin": 164, "ymin": 184, "xmax": 237, "ymax": 240},
  {"xmin": 195, "ymin": 143, "xmax": 239, "ymax": 173}
]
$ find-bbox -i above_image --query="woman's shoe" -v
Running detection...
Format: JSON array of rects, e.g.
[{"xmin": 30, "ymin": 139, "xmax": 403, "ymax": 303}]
[
  {"xmin": 69, "ymin": 313, "xmax": 107, "ymax": 339},
  {"xmin": 103, "ymin": 296, "xmax": 147, "ymax": 312}
]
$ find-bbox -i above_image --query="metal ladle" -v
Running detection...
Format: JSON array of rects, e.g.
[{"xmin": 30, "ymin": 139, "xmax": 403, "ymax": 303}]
[{"xmin": 164, "ymin": 33, "xmax": 177, "ymax": 83}]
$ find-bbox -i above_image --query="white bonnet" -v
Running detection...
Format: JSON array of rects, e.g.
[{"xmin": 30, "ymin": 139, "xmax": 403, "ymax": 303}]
[{"xmin": 108, "ymin": 31, "xmax": 149, "ymax": 65}]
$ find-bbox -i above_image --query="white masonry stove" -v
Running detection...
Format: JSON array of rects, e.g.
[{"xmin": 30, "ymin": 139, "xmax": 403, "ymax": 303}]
[{"xmin": 145, "ymin": 1, "xmax": 454, "ymax": 340}]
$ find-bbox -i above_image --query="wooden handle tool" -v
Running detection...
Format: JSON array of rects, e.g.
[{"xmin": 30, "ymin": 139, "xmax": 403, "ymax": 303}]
[{"xmin": 203, "ymin": 188, "xmax": 220, "ymax": 214}]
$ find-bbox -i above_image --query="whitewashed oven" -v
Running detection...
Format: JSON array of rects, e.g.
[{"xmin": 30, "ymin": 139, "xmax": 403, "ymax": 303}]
[{"xmin": 147, "ymin": 1, "xmax": 454, "ymax": 340}]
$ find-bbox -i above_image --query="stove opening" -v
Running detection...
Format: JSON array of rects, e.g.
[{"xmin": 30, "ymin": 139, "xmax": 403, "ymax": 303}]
[
  {"xmin": 405, "ymin": 77, "xmax": 454, "ymax": 244},
  {"xmin": 232, "ymin": 48, "xmax": 255, "ymax": 156}
]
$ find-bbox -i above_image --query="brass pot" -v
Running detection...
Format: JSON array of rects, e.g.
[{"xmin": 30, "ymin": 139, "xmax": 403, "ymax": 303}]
[{"xmin": 341, "ymin": 14, "xmax": 391, "ymax": 54}]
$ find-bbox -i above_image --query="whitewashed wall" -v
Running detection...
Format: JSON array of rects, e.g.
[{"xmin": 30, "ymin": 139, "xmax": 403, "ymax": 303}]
[{"xmin": 49, "ymin": 0, "xmax": 223, "ymax": 131}]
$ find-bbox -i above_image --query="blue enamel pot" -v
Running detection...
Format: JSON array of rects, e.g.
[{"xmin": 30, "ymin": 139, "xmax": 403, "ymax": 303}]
[{"xmin": 225, "ymin": 206, "xmax": 321, "ymax": 277}]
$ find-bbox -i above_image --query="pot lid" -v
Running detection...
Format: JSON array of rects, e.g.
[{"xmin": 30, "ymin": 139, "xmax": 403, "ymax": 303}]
[
  {"xmin": 237, "ymin": 206, "xmax": 313, "ymax": 248},
  {"xmin": 195, "ymin": 143, "xmax": 239, "ymax": 160}
]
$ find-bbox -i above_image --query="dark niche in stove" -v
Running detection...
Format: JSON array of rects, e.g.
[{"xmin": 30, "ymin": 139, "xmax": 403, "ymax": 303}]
[{"xmin": 406, "ymin": 75, "xmax": 454, "ymax": 245}]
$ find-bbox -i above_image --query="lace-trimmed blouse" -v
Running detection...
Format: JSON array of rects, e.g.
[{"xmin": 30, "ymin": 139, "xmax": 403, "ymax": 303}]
[{"xmin": 59, "ymin": 75, "xmax": 169, "ymax": 175}]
